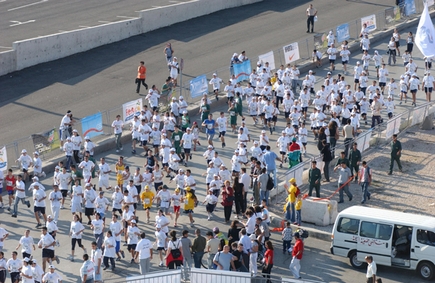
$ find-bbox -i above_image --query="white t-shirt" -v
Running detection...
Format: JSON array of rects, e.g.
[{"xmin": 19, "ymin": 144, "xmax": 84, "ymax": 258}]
[
  {"xmin": 182, "ymin": 133, "xmax": 193, "ymax": 149},
  {"xmin": 171, "ymin": 194, "xmax": 182, "ymax": 207},
  {"xmin": 17, "ymin": 154, "xmax": 32, "ymax": 170},
  {"xmin": 49, "ymin": 191, "xmax": 62, "ymax": 206},
  {"xmin": 33, "ymin": 157, "xmax": 43, "ymax": 174},
  {"xmin": 92, "ymin": 219, "xmax": 104, "ymax": 235},
  {"xmin": 127, "ymin": 226, "xmax": 140, "ymax": 245},
  {"xmin": 155, "ymin": 230, "xmax": 167, "ymax": 248},
  {"xmin": 155, "ymin": 215, "xmax": 170, "ymax": 234},
  {"xmin": 157, "ymin": 190, "xmax": 171, "ymax": 208},
  {"xmin": 79, "ymin": 160, "xmax": 95, "ymax": 177},
  {"xmin": 15, "ymin": 180, "xmax": 26, "ymax": 198},
  {"xmin": 33, "ymin": 189, "xmax": 46, "ymax": 207},
  {"xmin": 72, "ymin": 185, "xmax": 83, "ymax": 204},
  {"xmin": 98, "ymin": 163, "xmax": 111, "ymax": 180},
  {"xmin": 80, "ymin": 260, "xmax": 94, "ymax": 281},
  {"xmin": 70, "ymin": 221, "xmax": 85, "ymax": 239},
  {"xmin": 19, "ymin": 235, "xmax": 34, "ymax": 254},
  {"xmin": 84, "ymin": 189, "xmax": 97, "ymax": 208},
  {"xmin": 94, "ymin": 197, "xmax": 110, "ymax": 213},
  {"xmin": 216, "ymin": 117, "xmax": 227, "ymax": 132},
  {"xmin": 91, "ymin": 248, "xmax": 102, "ymax": 267},
  {"xmin": 40, "ymin": 233, "xmax": 55, "ymax": 250},
  {"xmin": 103, "ymin": 236, "xmax": 116, "ymax": 258},
  {"xmin": 21, "ymin": 265, "xmax": 33, "ymax": 283},
  {"xmin": 7, "ymin": 258, "xmax": 22, "ymax": 273},
  {"xmin": 135, "ymin": 238, "xmax": 152, "ymax": 259},
  {"xmin": 110, "ymin": 221, "xmax": 123, "ymax": 241},
  {"xmin": 112, "ymin": 120, "xmax": 124, "ymax": 135},
  {"xmin": 111, "ymin": 191, "xmax": 123, "ymax": 210}
]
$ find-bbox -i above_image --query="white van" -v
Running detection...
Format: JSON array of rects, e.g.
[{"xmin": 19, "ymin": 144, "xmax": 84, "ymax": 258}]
[{"xmin": 330, "ymin": 206, "xmax": 435, "ymax": 280}]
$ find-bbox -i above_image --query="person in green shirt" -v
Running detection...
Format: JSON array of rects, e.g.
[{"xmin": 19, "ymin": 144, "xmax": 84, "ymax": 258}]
[
  {"xmin": 161, "ymin": 77, "xmax": 172, "ymax": 107},
  {"xmin": 181, "ymin": 111, "xmax": 190, "ymax": 132},
  {"xmin": 199, "ymin": 99, "xmax": 210, "ymax": 125},
  {"xmin": 235, "ymin": 92, "xmax": 244, "ymax": 120},
  {"xmin": 308, "ymin": 160, "xmax": 322, "ymax": 197},
  {"xmin": 388, "ymin": 134, "xmax": 402, "ymax": 175},
  {"xmin": 348, "ymin": 142, "xmax": 362, "ymax": 182},
  {"xmin": 334, "ymin": 151, "xmax": 350, "ymax": 168},
  {"xmin": 228, "ymin": 102, "xmax": 238, "ymax": 133},
  {"xmin": 172, "ymin": 125, "xmax": 184, "ymax": 156}
]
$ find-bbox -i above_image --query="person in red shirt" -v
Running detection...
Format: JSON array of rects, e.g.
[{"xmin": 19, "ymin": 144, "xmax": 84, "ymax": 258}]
[
  {"xmin": 289, "ymin": 232, "xmax": 304, "ymax": 279},
  {"xmin": 262, "ymin": 240, "xmax": 274, "ymax": 283},
  {"xmin": 136, "ymin": 61, "xmax": 148, "ymax": 93},
  {"xmin": 221, "ymin": 180, "xmax": 234, "ymax": 223},
  {"xmin": 5, "ymin": 169, "xmax": 16, "ymax": 211},
  {"xmin": 288, "ymin": 137, "xmax": 301, "ymax": 168}
]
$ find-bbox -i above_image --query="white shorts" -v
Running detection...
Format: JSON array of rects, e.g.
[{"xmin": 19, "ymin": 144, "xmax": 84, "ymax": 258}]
[
  {"xmin": 98, "ymin": 178, "xmax": 109, "ymax": 188},
  {"xmin": 84, "ymin": 175, "xmax": 92, "ymax": 183},
  {"xmin": 71, "ymin": 202, "xmax": 83, "ymax": 213}
]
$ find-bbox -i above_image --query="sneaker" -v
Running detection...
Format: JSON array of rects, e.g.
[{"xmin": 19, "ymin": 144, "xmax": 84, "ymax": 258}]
[
  {"xmin": 120, "ymin": 250, "xmax": 125, "ymax": 258},
  {"xmin": 7, "ymin": 207, "xmax": 10, "ymax": 211},
  {"xmin": 42, "ymin": 172, "xmax": 46, "ymax": 178},
  {"xmin": 71, "ymin": 257, "xmax": 75, "ymax": 262},
  {"xmin": 35, "ymin": 223, "xmax": 41, "ymax": 228},
  {"xmin": 159, "ymin": 262, "xmax": 164, "ymax": 267},
  {"xmin": 130, "ymin": 259, "xmax": 134, "ymax": 264},
  {"xmin": 87, "ymin": 221, "xmax": 92, "ymax": 225},
  {"xmin": 56, "ymin": 256, "xmax": 60, "ymax": 264},
  {"xmin": 207, "ymin": 217, "xmax": 211, "ymax": 221},
  {"xmin": 132, "ymin": 150, "xmax": 136, "ymax": 154},
  {"xmin": 26, "ymin": 201, "xmax": 31, "ymax": 208},
  {"xmin": 103, "ymin": 266, "xmax": 108, "ymax": 270},
  {"xmin": 116, "ymin": 257, "xmax": 121, "ymax": 261},
  {"xmin": 60, "ymin": 205, "xmax": 65, "ymax": 209},
  {"xmin": 83, "ymin": 248, "xmax": 87, "ymax": 254}
]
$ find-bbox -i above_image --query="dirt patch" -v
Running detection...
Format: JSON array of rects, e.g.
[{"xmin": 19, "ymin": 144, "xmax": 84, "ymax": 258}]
[{"xmin": 269, "ymin": 124, "xmax": 435, "ymax": 233}]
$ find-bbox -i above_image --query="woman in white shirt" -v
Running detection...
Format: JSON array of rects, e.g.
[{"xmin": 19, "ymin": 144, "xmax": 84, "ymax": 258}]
[
  {"xmin": 393, "ymin": 28, "xmax": 401, "ymax": 56},
  {"xmin": 165, "ymin": 230, "xmax": 183, "ymax": 269},
  {"xmin": 102, "ymin": 230, "xmax": 117, "ymax": 271},
  {"xmin": 244, "ymin": 210, "xmax": 256, "ymax": 236},
  {"xmin": 388, "ymin": 37, "xmax": 397, "ymax": 65},
  {"xmin": 30, "ymin": 259, "xmax": 44, "ymax": 283},
  {"xmin": 71, "ymin": 130, "xmax": 82, "ymax": 164},
  {"xmin": 127, "ymin": 220, "xmax": 141, "ymax": 263},
  {"xmin": 83, "ymin": 136, "xmax": 95, "ymax": 157},
  {"xmin": 91, "ymin": 213, "xmax": 105, "ymax": 249},
  {"xmin": 155, "ymin": 209, "xmax": 170, "ymax": 233},
  {"xmin": 69, "ymin": 214, "xmax": 86, "ymax": 261}
]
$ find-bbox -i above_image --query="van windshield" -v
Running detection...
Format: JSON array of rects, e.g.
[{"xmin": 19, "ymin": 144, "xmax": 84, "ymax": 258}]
[{"xmin": 337, "ymin": 217, "xmax": 359, "ymax": 235}]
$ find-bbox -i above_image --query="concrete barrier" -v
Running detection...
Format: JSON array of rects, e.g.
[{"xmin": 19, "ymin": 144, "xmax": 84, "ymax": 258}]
[
  {"xmin": 301, "ymin": 197, "xmax": 338, "ymax": 226},
  {"xmin": 0, "ymin": 50, "xmax": 16, "ymax": 76},
  {"xmin": 5, "ymin": 0, "xmax": 262, "ymax": 74}
]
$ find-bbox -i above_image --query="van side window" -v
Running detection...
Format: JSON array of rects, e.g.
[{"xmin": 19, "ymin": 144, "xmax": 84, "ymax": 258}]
[
  {"xmin": 417, "ymin": 230, "xmax": 435, "ymax": 246},
  {"xmin": 337, "ymin": 217, "xmax": 360, "ymax": 235},
  {"xmin": 360, "ymin": 221, "xmax": 392, "ymax": 240}
]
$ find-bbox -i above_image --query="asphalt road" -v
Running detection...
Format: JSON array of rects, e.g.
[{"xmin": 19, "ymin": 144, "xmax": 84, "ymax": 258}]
[
  {"xmin": 0, "ymin": 99, "xmax": 428, "ymax": 283},
  {"xmin": 0, "ymin": 0, "xmax": 394, "ymax": 147},
  {"xmin": 0, "ymin": 0, "xmax": 192, "ymax": 48}
]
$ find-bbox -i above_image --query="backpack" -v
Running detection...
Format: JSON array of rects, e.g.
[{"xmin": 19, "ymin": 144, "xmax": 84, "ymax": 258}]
[
  {"xmin": 295, "ymin": 186, "xmax": 301, "ymax": 198},
  {"xmin": 266, "ymin": 175, "xmax": 274, "ymax": 191},
  {"xmin": 170, "ymin": 240, "xmax": 181, "ymax": 258}
]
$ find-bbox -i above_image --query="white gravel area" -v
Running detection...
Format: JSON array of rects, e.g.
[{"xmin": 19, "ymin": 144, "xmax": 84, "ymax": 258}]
[{"xmin": 269, "ymin": 124, "xmax": 435, "ymax": 234}]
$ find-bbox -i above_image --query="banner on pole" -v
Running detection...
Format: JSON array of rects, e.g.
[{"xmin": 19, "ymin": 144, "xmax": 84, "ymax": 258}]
[
  {"xmin": 361, "ymin": 14, "xmax": 377, "ymax": 33},
  {"xmin": 189, "ymin": 75, "xmax": 208, "ymax": 99},
  {"xmin": 81, "ymin": 112, "xmax": 103, "ymax": 139},
  {"xmin": 336, "ymin": 23, "xmax": 350, "ymax": 43},
  {"xmin": 122, "ymin": 99, "xmax": 143, "ymax": 124},
  {"xmin": 258, "ymin": 51, "xmax": 276, "ymax": 71},
  {"xmin": 283, "ymin": 43, "xmax": 300, "ymax": 64},
  {"xmin": 415, "ymin": 3, "xmax": 435, "ymax": 57},
  {"xmin": 233, "ymin": 60, "xmax": 251, "ymax": 82},
  {"xmin": 405, "ymin": 0, "xmax": 416, "ymax": 16},
  {"xmin": 32, "ymin": 128, "xmax": 60, "ymax": 153},
  {"xmin": 412, "ymin": 106, "xmax": 426, "ymax": 125},
  {"xmin": 0, "ymin": 146, "xmax": 7, "ymax": 171}
]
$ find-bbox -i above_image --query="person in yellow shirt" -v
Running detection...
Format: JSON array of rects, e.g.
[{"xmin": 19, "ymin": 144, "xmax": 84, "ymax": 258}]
[
  {"xmin": 295, "ymin": 194, "xmax": 302, "ymax": 226},
  {"xmin": 283, "ymin": 178, "xmax": 298, "ymax": 223},
  {"xmin": 140, "ymin": 185, "xmax": 154, "ymax": 223},
  {"xmin": 115, "ymin": 156, "xmax": 125, "ymax": 188},
  {"xmin": 182, "ymin": 187, "xmax": 197, "ymax": 227}
]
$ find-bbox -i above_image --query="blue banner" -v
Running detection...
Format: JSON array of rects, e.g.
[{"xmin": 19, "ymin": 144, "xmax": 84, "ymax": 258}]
[
  {"xmin": 190, "ymin": 75, "xmax": 208, "ymax": 98},
  {"xmin": 405, "ymin": 0, "xmax": 416, "ymax": 16},
  {"xmin": 81, "ymin": 112, "xmax": 103, "ymax": 139},
  {"xmin": 336, "ymin": 23, "xmax": 350, "ymax": 43},
  {"xmin": 233, "ymin": 59, "xmax": 251, "ymax": 83}
]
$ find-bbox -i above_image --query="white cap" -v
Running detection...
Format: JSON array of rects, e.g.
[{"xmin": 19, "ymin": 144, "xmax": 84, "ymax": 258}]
[
  {"xmin": 309, "ymin": 70, "xmax": 313, "ymax": 73},
  {"xmin": 48, "ymin": 215, "xmax": 53, "ymax": 219},
  {"xmin": 85, "ymin": 136, "xmax": 90, "ymax": 140},
  {"xmin": 49, "ymin": 265, "xmax": 55, "ymax": 269},
  {"xmin": 172, "ymin": 97, "xmax": 176, "ymax": 100},
  {"xmin": 356, "ymin": 61, "xmax": 360, "ymax": 64},
  {"xmin": 234, "ymin": 149, "xmax": 239, "ymax": 153},
  {"xmin": 261, "ymin": 130, "xmax": 266, "ymax": 133},
  {"xmin": 131, "ymin": 219, "xmax": 136, "ymax": 224},
  {"xmin": 186, "ymin": 127, "xmax": 191, "ymax": 130},
  {"xmin": 170, "ymin": 148, "xmax": 175, "ymax": 152},
  {"xmin": 67, "ymin": 137, "xmax": 71, "ymax": 140},
  {"xmin": 254, "ymin": 141, "xmax": 259, "ymax": 145},
  {"xmin": 34, "ymin": 151, "xmax": 39, "ymax": 155},
  {"xmin": 183, "ymin": 110, "xmax": 188, "ymax": 114},
  {"xmin": 55, "ymin": 166, "xmax": 60, "ymax": 170},
  {"xmin": 32, "ymin": 176, "xmax": 39, "ymax": 181},
  {"xmin": 156, "ymin": 224, "xmax": 161, "ymax": 228},
  {"xmin": 212, "ymin": 73, "xmax": 217, "ymax": 76},
  {"xmin": 21, "ymin": 149, "xmax": 27, "ymax": 153},
  {"xmin": 282, "ymin": 130, "xmax": 286, "ymax": 134},
  {"xmin": 179, "ymin": 96, "xmax": 184, "ymax": 100},
  {"xmin": 208, "ymin": 145, "xmax": 213, "ymax": 149},
  {"xmin": 23, "ymin": 257, "xmax": 30, "ymax": 262},
  {"xmin": 73, "ymin": 129, "xmax": 78, "ymax": 133},
  {"xmin": 85, "ymin": 183, "xmax": 91, "ymax": 187}
]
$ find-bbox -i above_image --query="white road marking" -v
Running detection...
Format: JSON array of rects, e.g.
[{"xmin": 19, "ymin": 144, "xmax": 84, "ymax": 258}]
[
  {"xmin": 0, "ymin": 0, "xmax": 8, "ymax": 3},
  {"xmin": 79, "ymin": 25, "xmax": 91, "ymax": 28},
  {"xmin": 10, "ymin": 20, "xmax": 35, "ymax": 27},
  {"xmin": 8, "ymin": 0, "xmax": 48, "ymax": 11},
  {"xmin": 98, "ymin": 21, "xmax": 111, "ymax": 23},
  {"xmin": 0, "ymin": 46, "xmax": 12, "ymax": 49},
  {"xmin": 152, "ymin": 6, "xmax": 162, "ymax": 8},
  {"xmin": 116, "ymin": 16, "xmax": 137, "ymax": 19},
  {"xmin": 169, "ymin": 1, "xmax": 180, "ymax": 2}
]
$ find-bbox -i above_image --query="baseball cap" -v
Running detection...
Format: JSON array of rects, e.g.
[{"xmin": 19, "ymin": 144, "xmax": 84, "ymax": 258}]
[
  {"xmin": 170, "ymin": 148, "xmax": 175, "ymax": 152},
  {"xmin": 208, "ymin": 145, "xmax": 213, "ymax": 149},
  {"xmin": 72, "ymin": 129, "xmax": 78, "ymax": 133},
  {"xmin": 131, "ymin": 220, "xmax": 136, "ymax": 224},
  {"xmin": 49, "ymin": 265, "xmax": 55, "ymax": 269},
  {"xmin": 21, "ymin": 149, "xmax": 27, "ymax": 153},
  {"xmin": 179, "ymin": 96, "xmax": 184, "ymax": 100},
  {"xmin": 34, "ymin": 151, "xmax": 39, "ymax": 155},
  {"xmin": 292, "ymin": 137, "xmax": 297, "ymax": 142},
  {"xmin": 85, "ymin": 136, "xmax": 90, "ymax": 140},
  {"xmin": 48, "ymin": 215, "xmax": 53, "ymax": 219},
  {"xmin": 289, "ymin": 178, "xmax": 296, "ymax": 183},
  {"xmin": 23, "ymin": 257, "xmax": 30, "ymax": 262},
  {"xmin": 32, "ymin": 176, "xmax": 39, "ymax": 181},
  {"xmin": 85, "ymin": 183, "xmax": 91, "ymax": 187},
  {"xmin": 156, "ymin": 224, "xmax": 161, "ymax": 228}
]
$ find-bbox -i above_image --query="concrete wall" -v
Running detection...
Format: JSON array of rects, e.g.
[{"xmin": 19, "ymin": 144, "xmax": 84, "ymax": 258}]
[
  {"xmin": 3, "ymin": 0, "xmax": 262, "ymax": 74},
  {"xmin": 0, "ymin": 50, "xmax": 17, "ymax": 76}
]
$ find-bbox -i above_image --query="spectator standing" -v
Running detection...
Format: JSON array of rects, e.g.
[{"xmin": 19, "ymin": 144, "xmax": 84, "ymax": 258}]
[
  {"xmin": 136, "ymin": 61, "xmax": 148, "ymax": 93},
  {"xmin": 205, "ymin": 231, "xmax": 220, "ymax": 269},
  {"xmin": 221, "ymin": 181, "xmax": 234, "ymax": 223},
  {"xmin": 289, "ymin": 232, "xmax": 304, "ymax": 279},
  {"xmin": 262, "ymin": 241, "xmax": 274, "ymax": 283},
  {"xmin": 306, "ymin": 4, "xmax": 317, "ymax": 33},
  {"xmin": 191, "ymin": 229, "xmax": 206, "ymax": 268},
  {"xmin": 388, "ymin": 134, "xmax": 402, "ymax": 175},
  {"xmin": 165, "ymin": 230, "xmax": 183, "ymax": 269},
  {"xmin": 282, "ymin": 222, "xmax": 292, "ymax": 254},
  {"xmin": 262, "ymin": 146, "xmax": 282, "ymax": 190},
  {"xmin": 180, "ymin": 230, "xmax": 192, "ymax": 280},
  {"xmin": 336, "ymin": 162, "xmax": 353, "ymax": 203},
  {"xmin": 308, "ymin": 161, "xmax": 321, "ymax": 197},
  {"xmin": 349, "ymin": 143, "xmax": 362, "ymax": 182},
  {"xmin": 365, "ymin": 255, "xmax": 377, "ymax": 283},
  {"xmin": 358, "ymin": 161, "xmax": 372, "ymax": 204},
  {"xmin": 164, "ymin": 43, "xmax": 174, "ymax": 68},
  {"xmin": 213, "ymin": 245, "xmax": 236, "ymax": 271},
  {"xmin": 59, "ymin": 110, "xmax": 74, "ymax": 148},
  {"xmin": 295, "ymin": 194, "xmax": 303, "ymax": 226}
]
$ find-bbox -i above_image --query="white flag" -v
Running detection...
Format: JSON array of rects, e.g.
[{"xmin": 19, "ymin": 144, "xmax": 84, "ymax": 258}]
[{"xmin": 415, "ymin": 3, "xmax": 435, "ymax": 57}]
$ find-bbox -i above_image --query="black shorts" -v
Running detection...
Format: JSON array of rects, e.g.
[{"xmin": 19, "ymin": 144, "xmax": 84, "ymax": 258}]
[
  {"xmin": 266, "ymin": 117, "xmax": 272, "ymax": 122},
  {"xmin": 61, "ymin": 190, "xmax": 68, "ymax": 198},
  {"xmin": 153, "ymin": 144, "xmax": 159, "ymax": 148},
  {"xmin": 354, "ymin": 79, "xmax": 359, "ymax": 84},
  {"xmin": 10, "ymin": 272, "xmax": 19, "ymax": 283},
  {"xmin": 157, "ymin": 247, "xmax": 165, "ymax": 251},
  {"xmin": 133, "ymin": 203, "xmax": 137, "ymax": 210},
  {"xmin": 388, "ymin": 112, "xmax": 393, "ymax": 119},
  {"xmin": 329, "ymin": 59, "xmax": 336, "ymax": 64},
  {"xmin": 379, "ymin": 82, "xmax": 386, "ymax": 87},
  {"xmin": 162, "ymin": 163, "xmax": 169, "ymax": 168},
  {"xmin": 141, "ymin": 140, "xmax": 148, "ymax": 146},
  {"xmin": 285, "ymin": 111, "xmax": 290, "ymax": 118},
  {"xmin": 259, "ymin": 113, "xmax": 265, "ymax": 117},
  {"xmin": 301, "ymin": 107, "xmax": 308, "ymax": 113},
  {"xmin": 42, "ymin": 249, "xmax": 55, "ymax": 259},
  {"xmin": 22, "ymin": 252, "xmax": 31, "ymax": 259},
  {"xmin": 411, "ymin": 89, "xmax": 417, "ymax": 94},
  {"xmin": 128, "ymin": 244, "xmax": 137, "ymax": 252},
  {"xmin": 425, "ymin": 87, "xmax": 433, "ymax": 93},
  {"xmin": 184, "ymin": 148, "xmax": 191, "ymax": 154},
  {"xmin": 112, "ymin": 208, "xmax": 122, "ymax": 214},
  {"xmin": 342, "ymin": 60, "xmax": 348, "ymax": 65},
  {"xmin": 34, "ymin": 206, "xmax": 46, "ymax": 214},
  {"xmin": 85, "ymin": 207, "xmax": 95, "ymax": 216},
  {"xmin": 272, "ymin": 116, "xmax": 278, "ymax": 122},
  {"xmin": 395, "ymin": 41, "xmax": 400, "ymax": 47},
  {"xmin": 219, "ymin": 131, "xmax": 226, "ymax": 137},
  {"xmin": 279, "ymin": 151, "xmax": 286, "ymax": 155}
]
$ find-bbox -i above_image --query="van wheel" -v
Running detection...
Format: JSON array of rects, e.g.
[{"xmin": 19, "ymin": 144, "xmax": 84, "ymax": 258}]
[
  {"xmin": 349, "ymin": 251, "xmax": 364, "ymax": 269},
  {"xmin": 418, "ymin": 261, "xmax": 435, "ymax": 280}
]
